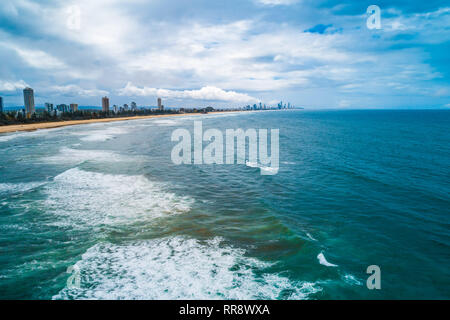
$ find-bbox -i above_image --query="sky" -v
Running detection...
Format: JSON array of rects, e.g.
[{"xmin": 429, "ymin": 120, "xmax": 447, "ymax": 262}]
[{"xmin": 0, "ymin": 0, "xmax": 449, "ymax": 109}]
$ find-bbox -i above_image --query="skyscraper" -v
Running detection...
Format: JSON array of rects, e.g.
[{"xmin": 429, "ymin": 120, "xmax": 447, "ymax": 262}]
[
  {"xmin": 45, "ymin": 103, "xmax": 54, "ymax": 113},
  {"xmin": 57, "ymin": 104, "xmax": 69, "ymax": 112},
  {"xmin": 23, "ymin": 87, "xmax": 35, "ymax": 118},
  {"xmin": 0, "ymin": 96, "xmax": 3, "ymax": 113},
  {"xmin": 102, "ymin": 96, "xmax": 110, "ymax": 112},
  {"xmin": 70, "ymin": 103, "xmax": 78, "ymax": 112},
  {"xmin": 158, "ymin": 98, "xmax": 162, "ymax": 111},
  {"xmin": 131, "ymin": 101, "xmax": 137, "ymax": 111}
]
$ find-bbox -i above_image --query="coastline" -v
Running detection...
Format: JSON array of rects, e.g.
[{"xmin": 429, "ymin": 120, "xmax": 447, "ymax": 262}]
[{"xmin": 0, "ymin": 111, "xmax": 239, "ymax": 134}]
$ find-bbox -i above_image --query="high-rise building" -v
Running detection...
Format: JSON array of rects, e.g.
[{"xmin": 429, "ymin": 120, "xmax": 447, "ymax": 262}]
[
  {"xmin": 0, "ymin": 96, "xmax": 4, "ymax": 113},
  {"xmin": 157, "ymin": 97, "xmax": 164, "ymax": 111},
  {"xmin": 102, "ymin": 96, "xmax": 110, "ymax": 112},
  {"xmin": 45, "ymin": 103, "xmax": 54, "ymax": 113},
  {"xmin": 57, "ymin": 104, "xmax": 69, "ymax": 112},
  {"xmin": 70, "ymin": 104, "xmax": 78, "ymax": 112},
  {"xmin": 23, "ymin": 87, "xmax": 35, "ymax": 118},
  {"xmin": 131, "ymin": 101, "xmax": 137, "ymax": 111},
  {"xmin": 123, "ymin": 104, "xmax": 129, "ymax": 111}
]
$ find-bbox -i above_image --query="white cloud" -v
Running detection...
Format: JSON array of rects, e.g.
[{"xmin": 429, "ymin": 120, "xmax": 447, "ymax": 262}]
[
  {"xmin": 0, "ymin": 1, "xmax": 448, "ymax": 108},
  {"xmin": 0, "ymin": 41, "xmax": 66, "ymax": 70},
  {"xmin": 383, "ymin": 6, "xmax": 450, "ymax": 37},
  {"xmin": 1, "ymin": 0, "xmax": 19, "ymax": 16},
  {"xmin": 118, "ymin": 82, "xmax": 260, "ymax": 103},
  {"xmin": 14, "ymin": 47, "xmax": 66, "ymax": 69},
  {"xmin": 47, "ymin": 0, "xmax": 145, "ymax": 60},
  {"xmin": 51, "ymin": 84, "xmax": 109, "ymax": 97},
  {"xmin": 416, "ymin": 7, "xmax": 450, "ymax": 18},
  {"xmin": 0, "ymin": 80, "xmax": 29, "ymax": 91},
  {"xmin": 434, "ymin": 87, "xmax": 450, "ymax": 97},
  {"xmin": 122, "ymin": 21, "xmax": 354, "ymax": 92},
  {"xmin": 256, "ymin": 0, "xmax": 299, "ymax": 6}
]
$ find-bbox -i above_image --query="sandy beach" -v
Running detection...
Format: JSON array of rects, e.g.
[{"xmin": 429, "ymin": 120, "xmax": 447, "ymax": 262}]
[{"xmin": 0, "ymin": 111, "xmax": 237, "ymax": 134}]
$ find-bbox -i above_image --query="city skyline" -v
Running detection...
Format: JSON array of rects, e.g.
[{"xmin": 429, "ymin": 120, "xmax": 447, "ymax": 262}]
[
  {"xmin": 0, "ymin": 85, "xmax": 294, "ymax": 128},
  {"xmin": 0, "ymin": 1, "xmax": 449, "ymax": 109},
  {"xmin": 1, "ymin": 87, "xmax": 292, "ymax": 112},
  {"xmin": 0, "ymin": 84, "xmax": 292, "ymax": 110}
]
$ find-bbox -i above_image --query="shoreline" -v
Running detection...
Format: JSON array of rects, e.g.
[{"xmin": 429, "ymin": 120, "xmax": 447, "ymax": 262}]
[{"xmin": 0, "ymin": 111, "xmax": 240, "ymax": 134}]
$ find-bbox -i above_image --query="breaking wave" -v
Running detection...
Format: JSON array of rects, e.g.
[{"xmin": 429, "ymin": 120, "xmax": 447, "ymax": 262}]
[
  {"xmin": 73, "ymin": 127, "xmax": 129, "ymax": 142},
  {"xmin": 317, "ymin": 252, "xmax": 338, "ymax": 267},
  {"xmin": 42, "ymin": 147, "xmax": 135, "ymax": 165},
  {"xmin": 0, "ymin": 181, "xmax": 47, "ymax": 195},
  {"xmin": 54, "ymin": 237, "xmax": 321, "ymax": 300},
  {"xmin": 44, "ymin": 168, "xmax": 193, "ymax": 228}
]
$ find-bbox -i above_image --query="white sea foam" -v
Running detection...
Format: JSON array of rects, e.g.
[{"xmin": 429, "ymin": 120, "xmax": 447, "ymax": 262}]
[
  {"xmin": 152, "ymin": 119, "xmax": 181, "ymax": 126},
  {"xmin": 54, "ymin": 237, "xmax": 321, "ymax": 300},
  {"xmin": 42, "ymin": 147, "xmax": 134, "ymax": 164},
  {"xmin": 245, "ymin": 161, "xmax": 278, "ymax": 175},
  {"xmin": 198, "ymin": 112, "xmax": 247, "ymax": 120},
  {"xmin": 260, "ymin": 166, "xmax": 279, "ymax": 175},
  {"xmin": 317, "ymin": 252, "xmax": 338, "ymax": 267},
  {"xmin": 0, "ymin": 181, "xmax": 47, "ymax": 195},
  {"xmin": 343, "ymin": 274, "xmax": 363, "ymax": 286},
  {"xmin": 306, "ymin": 232, "xmax": 317, "ymax": 241},
  {"xmin": 245, "ymin": 161, "xmax": 259, "ymax": 168},
  {"xmin": 0, "ymin": 127, "xmax": 65, "ymax": 142},
  {"xmin": 0, "ymin": 134, "xmax": 19, "ymax": 142},
  {"xmin": 44, "ymin": 168, "xmax": 193, "ymax": 228},
  {"xmin": 73, "ymin": 127, "xmax": 129, "ymax": 142},
  {"xmin": 0, "ymin": 223, "xmax": 28, "ymax": 231}
]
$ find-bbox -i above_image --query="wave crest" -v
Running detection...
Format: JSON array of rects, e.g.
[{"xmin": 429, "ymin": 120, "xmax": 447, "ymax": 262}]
[{"xmin": 54, "ymin": 237, "xmax": 321, "ymax": 300}]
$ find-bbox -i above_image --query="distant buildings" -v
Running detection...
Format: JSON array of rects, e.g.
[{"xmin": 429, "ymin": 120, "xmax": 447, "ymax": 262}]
[
  {"xmin": 45, "ymin": 103, "xmax": 54, "ymax": 113},
  {"xmin": 57, "ymin": 104, "xmax": 69, "ymax": 112},
  {"xmin": 3, "ymin": 85, "xmax": 286, "ymax": 121},
  {"xmin": 70, "ymin": 103, "xmax": 78, "ymax": 112},
  {"xmin": 23, "ymin": 87, "xmax": 35, "ymax": 118},
  {"xmin": 44, "ymin": 103, "xmax": 80, "ymax": 114},
  {"xmin": 101, "ymin": 96, "xmax": 109, "ymax": 112},
  {"xmin": 277, "ymin": 101, "xmax": 289, "ymax": 109}
]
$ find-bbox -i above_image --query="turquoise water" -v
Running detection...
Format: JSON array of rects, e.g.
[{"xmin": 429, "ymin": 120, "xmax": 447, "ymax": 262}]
[{"xmin": 0, "ymin": 110, "xmax": 448, "ymax": 299}]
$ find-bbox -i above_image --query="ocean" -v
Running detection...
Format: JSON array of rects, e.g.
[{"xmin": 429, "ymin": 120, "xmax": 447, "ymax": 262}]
[{"xmin": 0, "ymin": 110, "xmax": 448, "ymax": 299}]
